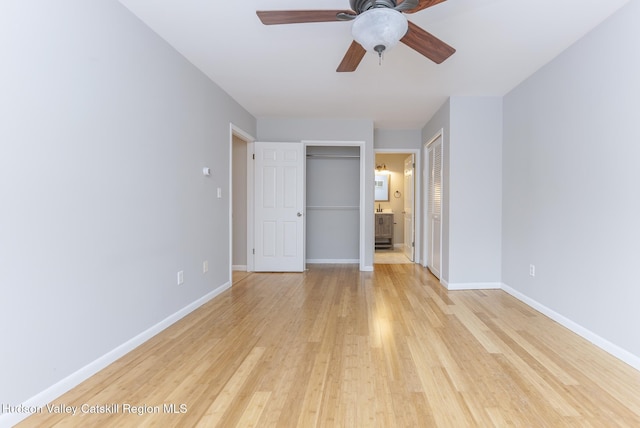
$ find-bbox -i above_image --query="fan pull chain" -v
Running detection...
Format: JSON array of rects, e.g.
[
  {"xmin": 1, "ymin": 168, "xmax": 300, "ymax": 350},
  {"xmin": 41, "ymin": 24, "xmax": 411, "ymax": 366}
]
[{"xmin": 374, "ymin": 44, "xmax": 385, "ymax": 66}]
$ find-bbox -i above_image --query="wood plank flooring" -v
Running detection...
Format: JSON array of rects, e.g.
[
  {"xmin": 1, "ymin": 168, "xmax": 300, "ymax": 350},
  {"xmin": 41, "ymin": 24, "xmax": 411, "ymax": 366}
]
[
  {"xmin": 374, "ymin": 248, "xmax": 412, "ymax": 264},
  {"xmin": 18, "ymin": 264, "xmax": 640, "ymax": 427}
]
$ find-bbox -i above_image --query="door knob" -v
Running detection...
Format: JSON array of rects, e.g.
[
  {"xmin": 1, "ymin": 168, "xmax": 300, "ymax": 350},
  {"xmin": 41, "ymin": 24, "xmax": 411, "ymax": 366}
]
[{"xmin": 297, "ymin": 212, "xmax": 303, "ymax": 217}]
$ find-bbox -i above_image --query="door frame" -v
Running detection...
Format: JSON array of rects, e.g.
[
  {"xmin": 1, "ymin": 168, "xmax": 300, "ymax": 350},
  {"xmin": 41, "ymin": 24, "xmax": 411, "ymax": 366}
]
[
  {"xmin": 403, "ymin": 153, "xmax": 415, "ymax": 262},
  {"xmin": 423, "ymin": 129, "xmax": 444, "ymax": 276},
  {"xmin": 303, "ymin": 140, "xmax": 366, "ymax": 271},
  {"xmin": 374, "ymin": 148, "xmax": 421, "ymax": 265},
  {"xmin": 229, "ymin": 124, "xmax": 255, "ymax": 280}
]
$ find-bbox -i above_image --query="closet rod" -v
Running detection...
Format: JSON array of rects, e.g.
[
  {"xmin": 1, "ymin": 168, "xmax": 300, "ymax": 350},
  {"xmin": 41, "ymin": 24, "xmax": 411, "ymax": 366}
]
[{"xmin": 306, "ymin": 154, "xmax": 360, "ymax": 159}]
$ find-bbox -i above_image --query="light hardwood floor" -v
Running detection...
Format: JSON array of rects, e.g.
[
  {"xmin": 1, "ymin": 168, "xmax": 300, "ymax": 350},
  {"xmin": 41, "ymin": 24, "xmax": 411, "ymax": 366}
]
[
  {"xmin": 19, "ymin": 264, "xmax": 640, "ymax": 427},
  {"xmin": 374, "ymin": 247, "xmax": 412, "ymax": 264}
]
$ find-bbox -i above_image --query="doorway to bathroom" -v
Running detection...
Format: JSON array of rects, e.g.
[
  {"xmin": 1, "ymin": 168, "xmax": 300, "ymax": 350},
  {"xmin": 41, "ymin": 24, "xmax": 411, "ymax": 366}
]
[{"xmin": 374, "ymin": 150, "xmax": 420, "ymax": 265}]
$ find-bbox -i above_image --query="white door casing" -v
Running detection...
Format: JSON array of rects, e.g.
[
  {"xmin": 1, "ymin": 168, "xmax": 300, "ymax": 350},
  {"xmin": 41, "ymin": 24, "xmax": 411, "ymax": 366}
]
[
  {"xmin": 254, "ymin": 142, "xmax": 304, "ymax": 272},
  {"xmin": 403, "ymin": 154, "xmax": 415, "ymax": 262}
]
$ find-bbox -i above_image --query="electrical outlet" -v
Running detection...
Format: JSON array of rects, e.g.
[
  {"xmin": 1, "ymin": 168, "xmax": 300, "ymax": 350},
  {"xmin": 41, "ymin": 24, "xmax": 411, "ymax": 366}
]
[
  {"xmin": 203, "ymin": 260, "xmax": 208, "ymax": 273},
  {"xmin": 177, "ymin": 270, "xmax": 184, "ymax": 285},
  {"xmin": 217, "ymin": 187, "xmax": 222, "ymax": 198},
  {"xmin": 529, "ymin": 264, "xmax": 535, "ymax": 277}
]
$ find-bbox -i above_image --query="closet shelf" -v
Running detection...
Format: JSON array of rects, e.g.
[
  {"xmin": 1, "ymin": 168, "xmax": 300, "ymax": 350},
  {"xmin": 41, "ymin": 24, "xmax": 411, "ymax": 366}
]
[
  {"xmin": 306, "ymin": 206, "xmax": 359, "ymax": 211},
  {"xmin": 306, "ymin": 154, "xmax": 360, "ymax": 159}
]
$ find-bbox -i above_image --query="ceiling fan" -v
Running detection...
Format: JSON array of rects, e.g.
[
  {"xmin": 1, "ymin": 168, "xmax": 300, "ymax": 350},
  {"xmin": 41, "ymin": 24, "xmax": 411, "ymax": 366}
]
[{"xmin": 256, "ymin": 0, "xmax": 455, "ymax": 72}]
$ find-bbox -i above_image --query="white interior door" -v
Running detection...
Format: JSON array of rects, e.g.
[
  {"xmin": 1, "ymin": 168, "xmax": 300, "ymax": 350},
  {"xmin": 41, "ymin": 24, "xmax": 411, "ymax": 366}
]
[
  {"xmin": 427, "ymin": 137, "xmax": 442, "ymax": 278},
  {"xmin": 254, "ymin": 142, "xmax": 304, "ymax": 272},
  {"xmin": 403, "ymin": 154, "xmax": 415, "ymax": 262}
]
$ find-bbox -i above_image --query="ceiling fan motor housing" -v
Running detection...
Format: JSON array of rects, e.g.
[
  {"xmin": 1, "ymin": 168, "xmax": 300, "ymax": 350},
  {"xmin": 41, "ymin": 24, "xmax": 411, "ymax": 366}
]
[{"xmin": 351, "ymin": 0, "xmax": 398, "ymax": 14}]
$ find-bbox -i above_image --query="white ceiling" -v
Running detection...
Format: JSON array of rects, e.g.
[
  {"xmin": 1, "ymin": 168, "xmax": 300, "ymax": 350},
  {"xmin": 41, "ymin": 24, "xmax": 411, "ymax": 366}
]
[{"xmin": 118, "ymin": 0, "xmax": 628, "ymax": 129}]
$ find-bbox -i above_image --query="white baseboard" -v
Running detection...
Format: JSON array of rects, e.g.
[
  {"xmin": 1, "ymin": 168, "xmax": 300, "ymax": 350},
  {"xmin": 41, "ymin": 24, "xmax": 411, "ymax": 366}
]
[
  {"xmin": 501, "ymin": 282, "xmax": 640, "ymax": 371},
  {"xmin": 445, "ymin": 281, "xmax": 502, "ymax": 290},
  {"xmin": 306, "ymin": 259, "xmax": 359, "ymax": 264},
  {"xmin": 232, "ymin": 265, "xmax": 247, "ymax": 271},
  {"xmin": 0, "ymin": 281, "xmax": 231, "ymax": 428}
]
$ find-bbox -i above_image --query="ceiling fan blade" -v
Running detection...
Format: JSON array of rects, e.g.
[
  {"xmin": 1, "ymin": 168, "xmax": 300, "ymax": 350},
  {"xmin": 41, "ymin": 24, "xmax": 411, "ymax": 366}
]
[
  {"xmin": 336, "ymin": 41, "xmax": 366, "ymax": 72},
  {"xmin": 401, "ymin": 21, "xmax": 455, "ymax": 64},
  {"xmin": 257, "ymin": 10, "xmax": 354, "ymax": 25},
  {"xmin": 402, "ymin": 0, "xmax": 447, "ymax": 14}
]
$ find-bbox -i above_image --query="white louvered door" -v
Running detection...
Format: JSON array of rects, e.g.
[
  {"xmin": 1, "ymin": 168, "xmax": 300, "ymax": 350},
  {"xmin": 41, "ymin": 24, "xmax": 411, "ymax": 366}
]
[{"xmin": 427, "ymin": 137, "xmax": 442, "ymax": 279}]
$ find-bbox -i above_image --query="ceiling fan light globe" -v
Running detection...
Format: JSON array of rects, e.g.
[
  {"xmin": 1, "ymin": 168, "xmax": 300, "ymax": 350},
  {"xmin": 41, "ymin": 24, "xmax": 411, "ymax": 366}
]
[{"xmin": 351, "ymin": 8, "xmax": 408, "ymax": 54}]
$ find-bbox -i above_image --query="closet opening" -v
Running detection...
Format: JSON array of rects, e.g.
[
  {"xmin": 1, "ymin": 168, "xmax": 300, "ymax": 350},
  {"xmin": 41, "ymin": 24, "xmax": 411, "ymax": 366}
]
[{"xmin": 305, "ymin": 145, "xmax": 361, "ymax": 266}]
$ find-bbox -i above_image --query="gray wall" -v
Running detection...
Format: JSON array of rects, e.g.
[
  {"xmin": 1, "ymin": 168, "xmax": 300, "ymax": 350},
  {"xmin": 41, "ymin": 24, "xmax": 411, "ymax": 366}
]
[
  {"xmin": 257, "ymin": 118, "xmax": 375, "ymax": 268},
  {"xmin": 449, "ymin": 97, "xmax": 503, "ymax": 285},
  {"xmin": 421, "ymin": 97, "xmax": 502, "ymax": 287},
  {"xmin": 502, "ymin": 1, "xmax": 640, "ymax": 357},
  {"xmin": 374, "ymin": 129, "xmax": 422, "ymax": 150},
  {"xmin": 0, "ymin": 0, "xmax": 256, "ymax": 408}
]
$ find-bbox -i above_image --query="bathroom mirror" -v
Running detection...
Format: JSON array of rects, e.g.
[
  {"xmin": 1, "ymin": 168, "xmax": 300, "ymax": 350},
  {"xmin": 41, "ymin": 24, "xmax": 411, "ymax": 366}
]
[{"xmin": 375, "ymin": 174, "xmax": 389, "ymax": 201}]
